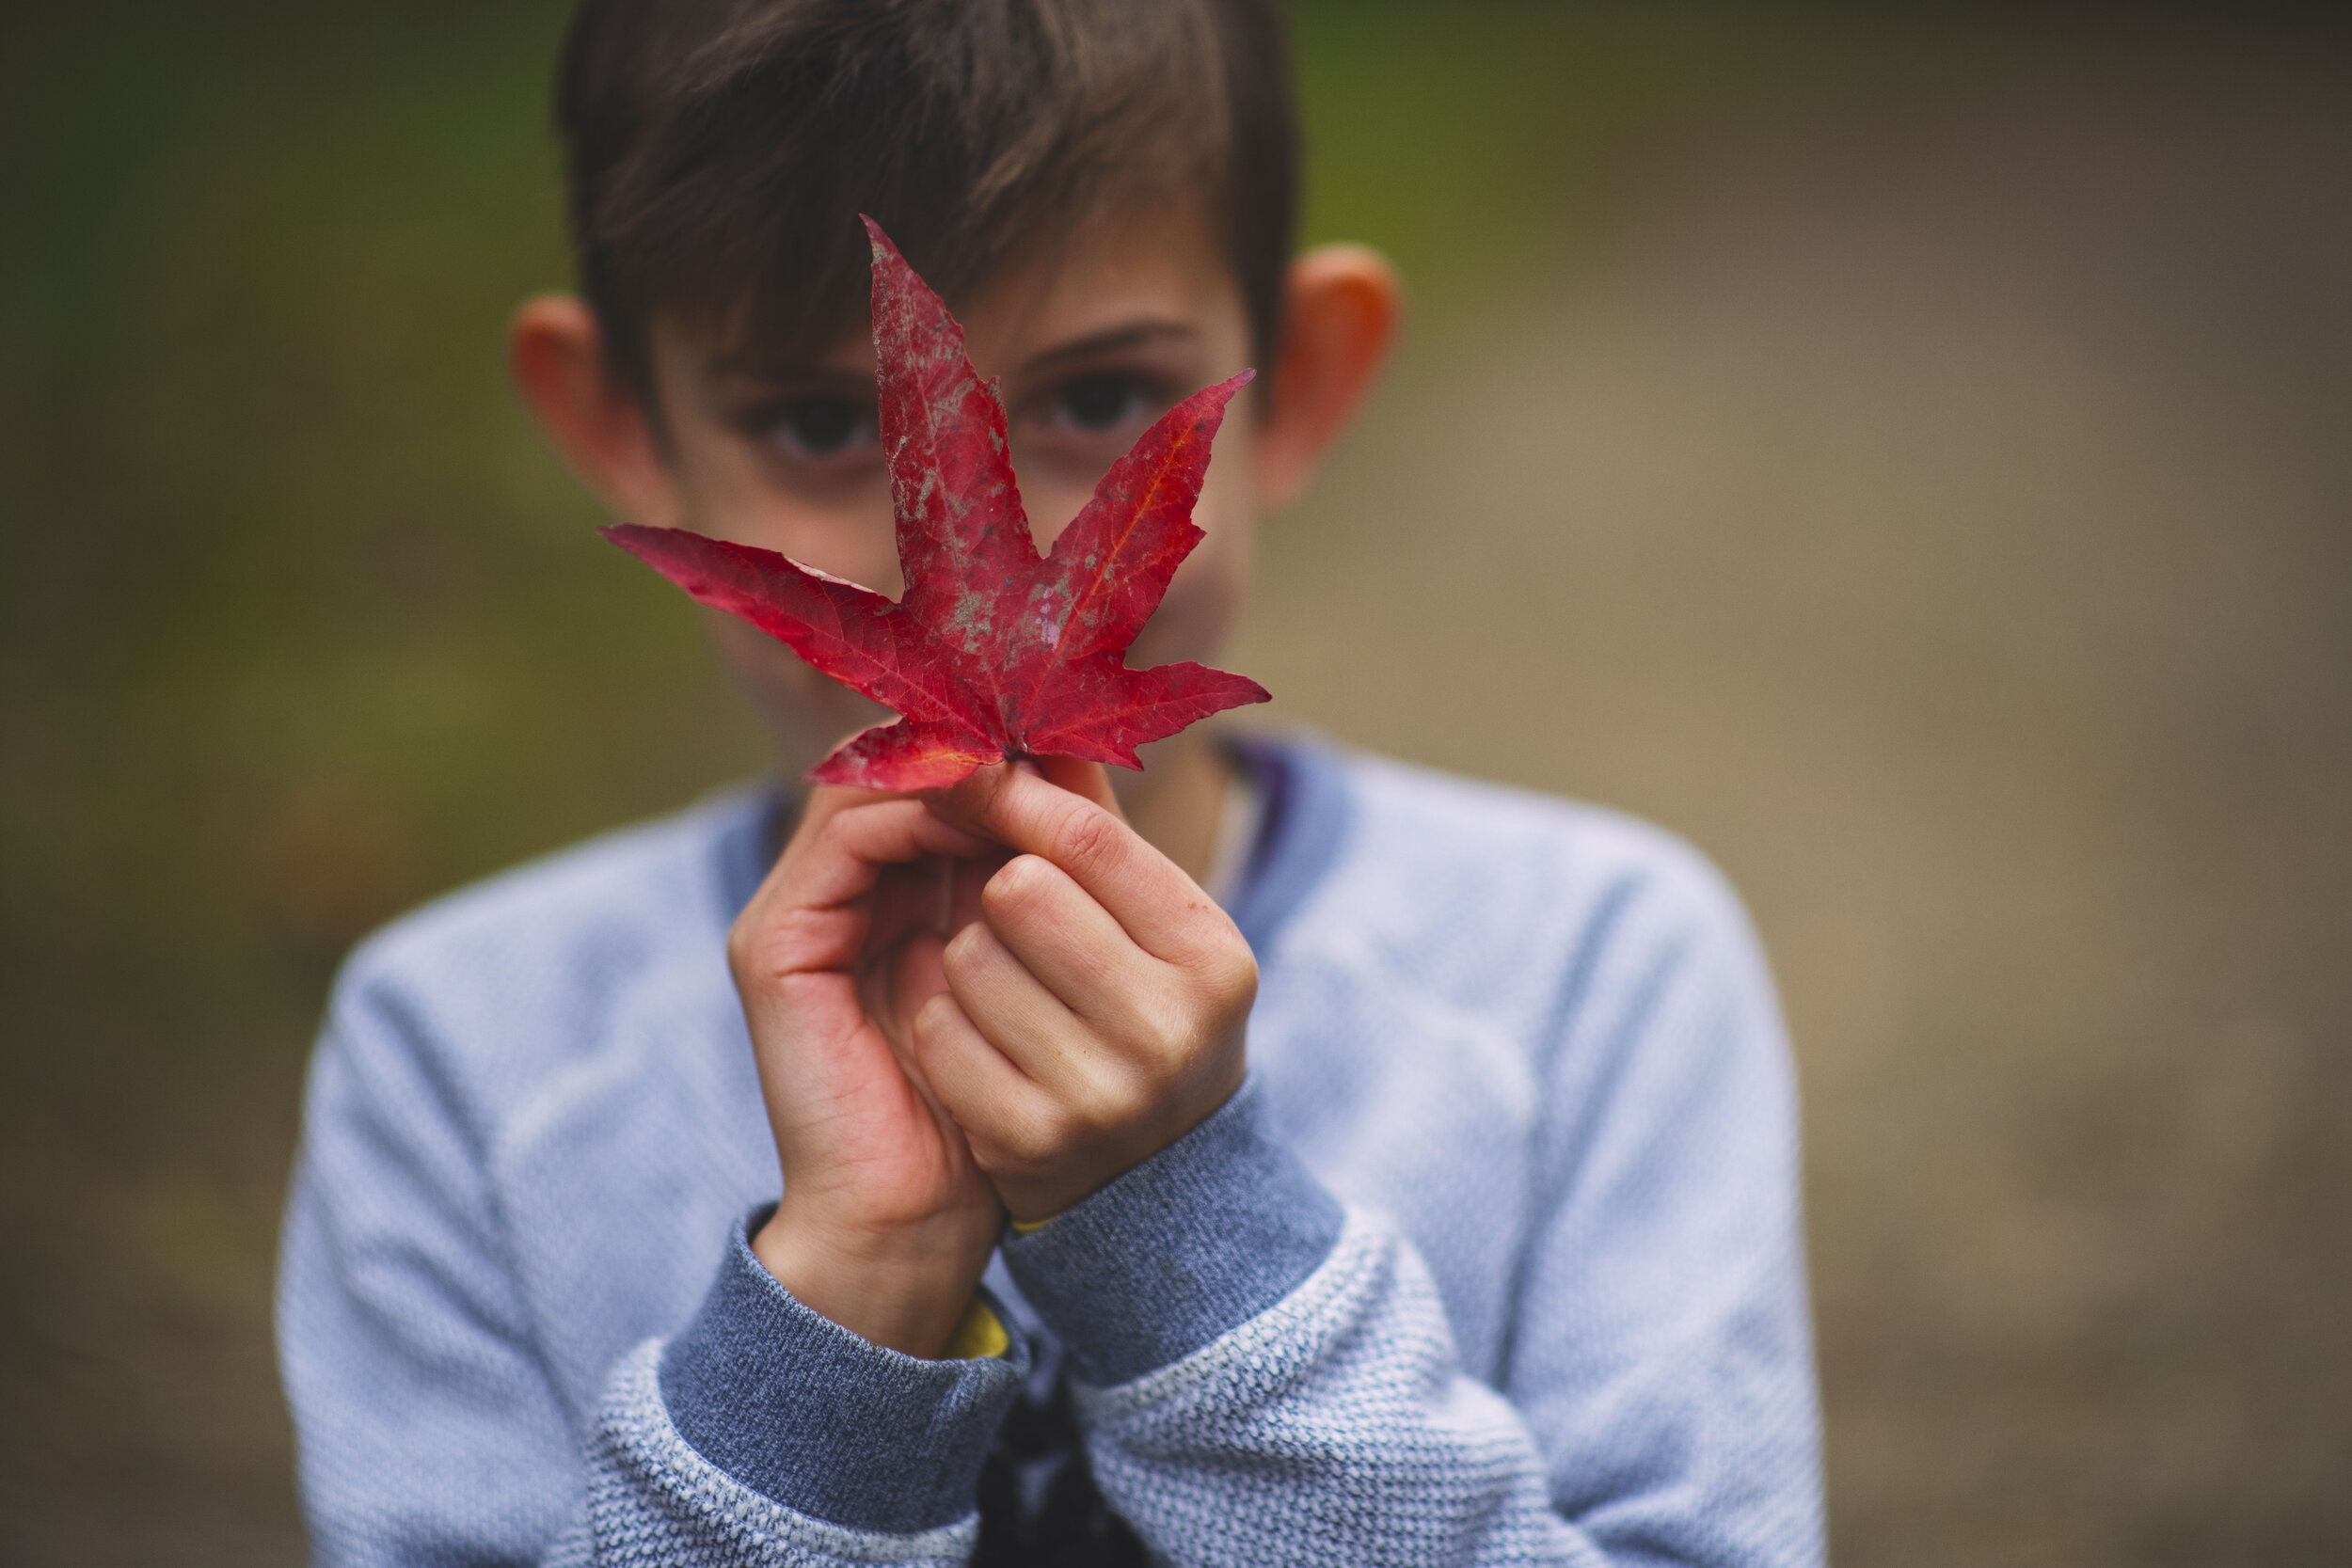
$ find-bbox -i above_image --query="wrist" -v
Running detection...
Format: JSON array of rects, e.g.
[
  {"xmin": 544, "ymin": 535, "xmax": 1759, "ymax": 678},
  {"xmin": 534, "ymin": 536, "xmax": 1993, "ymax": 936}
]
[{"xmin": 752, "ymin": 1196, "xmax": 995, "ymax": 1357}]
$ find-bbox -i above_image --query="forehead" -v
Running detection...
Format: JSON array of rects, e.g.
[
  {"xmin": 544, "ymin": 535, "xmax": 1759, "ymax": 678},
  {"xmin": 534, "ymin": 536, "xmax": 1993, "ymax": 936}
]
[
  {"xmin": 956, "ymin": 203, "xmax": 1245, "ymax": 367},
  {"xmin": 684, "ymin": 201, "xmax": 1248, "ymax": 384}
]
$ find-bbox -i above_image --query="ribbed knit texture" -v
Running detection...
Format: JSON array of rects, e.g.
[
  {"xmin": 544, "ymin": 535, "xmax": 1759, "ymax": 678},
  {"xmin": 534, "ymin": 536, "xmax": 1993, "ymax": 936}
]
[
  {"xmin": 657, "ymin": 1209, "xmax": 1031, "ymax": 1534},
  {"xmin": 278, "ymin": 739, "xmax": 1824, "ymax": 1566},
  {"xmin": 1000, "ymin": 1078, "xmax": 1344, "ymax": 1386}
]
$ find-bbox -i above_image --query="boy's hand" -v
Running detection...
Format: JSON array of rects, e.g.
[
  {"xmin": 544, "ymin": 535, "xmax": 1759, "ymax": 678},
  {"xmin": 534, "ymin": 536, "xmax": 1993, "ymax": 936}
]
[
  {"xmin": 916, "ymin": 759, "xmax": 1258, "ymax": 1222},
  {"xmin": 731, "ymin": 787, "xmax": 1009, "ymax": 1357}
]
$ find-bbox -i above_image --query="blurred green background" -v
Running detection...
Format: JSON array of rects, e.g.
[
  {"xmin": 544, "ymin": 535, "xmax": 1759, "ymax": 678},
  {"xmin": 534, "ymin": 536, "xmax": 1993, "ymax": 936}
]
[{"xmin": 4, "ymin": 5, "xmax": 2348, "ymax": 1563}]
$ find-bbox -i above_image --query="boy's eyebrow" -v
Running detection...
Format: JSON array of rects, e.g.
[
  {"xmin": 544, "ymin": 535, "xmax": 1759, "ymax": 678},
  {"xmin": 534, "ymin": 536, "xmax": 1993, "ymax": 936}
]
[
  {"xmin": 1019, "ymin": 320, "xmax": 1198, "ymax": 376},
  {"xmin": 707, "ymin": 358, "xmax": 873, "ymax": 394},
  {"xmin": 710, "ymin": 319, "xmax": 1197, "ymax": 388}
]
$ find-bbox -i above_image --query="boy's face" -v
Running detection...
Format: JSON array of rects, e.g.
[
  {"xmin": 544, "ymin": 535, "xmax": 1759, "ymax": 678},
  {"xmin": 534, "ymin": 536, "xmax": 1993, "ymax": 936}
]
[{"xmin": 641, "ymin": 208, "xmax": 1261, "ymax": 776}]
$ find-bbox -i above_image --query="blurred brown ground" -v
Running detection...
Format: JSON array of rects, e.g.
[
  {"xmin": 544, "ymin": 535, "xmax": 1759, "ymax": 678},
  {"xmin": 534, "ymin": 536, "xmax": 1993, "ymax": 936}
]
[
  {"xmin": 1241, "ymin": 44, "xmax": 2352, "ymax": 1562},
  {"xmin": 3, "ymin": 9, "xmax": 2347, "ymax": 1565}
]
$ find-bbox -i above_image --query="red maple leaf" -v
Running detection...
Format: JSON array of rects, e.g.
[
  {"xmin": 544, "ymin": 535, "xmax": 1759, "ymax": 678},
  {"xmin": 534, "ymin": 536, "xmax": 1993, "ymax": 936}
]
[{"xmin": 601, "ymin": 217, "xmax": 1270, "ymax": 792}]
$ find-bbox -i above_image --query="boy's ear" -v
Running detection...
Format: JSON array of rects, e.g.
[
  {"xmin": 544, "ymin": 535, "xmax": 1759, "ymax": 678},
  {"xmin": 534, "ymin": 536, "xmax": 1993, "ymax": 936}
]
[
  {"xmin": 1253, "ymin": 245, "xmax": 1404, "ymax": 513},
  {"xmin": 507, "ymin": 294, "xmax": 679, "ymax": 529}
]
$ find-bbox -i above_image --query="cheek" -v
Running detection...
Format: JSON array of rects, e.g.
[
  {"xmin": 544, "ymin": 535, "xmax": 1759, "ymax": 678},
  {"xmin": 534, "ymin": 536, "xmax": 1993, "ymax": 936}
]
[
  {"xmin": 704, "ymin": 611, "xmax": 894, "ymax": 766},
  {"xmin": 667, "ymin": 436, "xmax": 903, "ymax": 594}
]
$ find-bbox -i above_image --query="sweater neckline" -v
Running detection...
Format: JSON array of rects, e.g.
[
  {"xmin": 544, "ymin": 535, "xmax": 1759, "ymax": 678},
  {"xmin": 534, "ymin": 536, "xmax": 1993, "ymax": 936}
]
[{"xmin": 1221, "ymin": 734, "xmax": 1353, "ymax": 957}]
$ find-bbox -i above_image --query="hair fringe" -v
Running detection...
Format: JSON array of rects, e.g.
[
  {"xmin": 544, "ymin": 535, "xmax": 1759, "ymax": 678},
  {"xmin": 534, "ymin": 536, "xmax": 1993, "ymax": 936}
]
[{"xmin": 556, "ymin": 0, "xmax": 1292, "ymax": 398}]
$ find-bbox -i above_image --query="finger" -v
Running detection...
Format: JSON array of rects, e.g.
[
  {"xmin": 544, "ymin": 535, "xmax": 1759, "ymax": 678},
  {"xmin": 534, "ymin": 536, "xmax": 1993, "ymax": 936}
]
[
  {"xmin": 911, "ymin": 990, "xmax": 1060, "ymax": 1158},
  {"xmin": 776, "ymin": 800, "xmax": 990, "ymax": 916},
  {"xmin": 737, "ymin": 802, "xmax": 988, "ymax": 983},
  {"xmin": 1033, "ymin": 754, "xmax": 1125, "ymax": 821},
  {"xmin": 857, "ymin": 925, "xmax": 947, "ymax": 1056},
  {"xmin": 788, "ymin": 782, "xmax": 875, "ymax": 836},
  {"xmin": 977, "ymin": 851, "xmax": 1166, "ymax": 1033},
  {"xmin": 941, "ymin": 917, "xmax": 1102, "ymax": 1095},
  {"xmin": 780, "ymin": 779, "xmax": 921, "ymax": 858},
  {"xmin": 931, "ymin": 764, "xmax": 1230, "ymax": 964}
]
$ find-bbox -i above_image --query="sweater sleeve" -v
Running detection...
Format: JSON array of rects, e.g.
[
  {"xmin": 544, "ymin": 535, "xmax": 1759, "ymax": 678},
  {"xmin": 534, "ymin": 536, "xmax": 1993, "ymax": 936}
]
[
  {"xmin": 1000, "ymin": 864, "xmax": 1823, "ymax": 1567},
  {"xmin": 278, "ymin": 956, "xmax": 1024, "ymax": 1567}
]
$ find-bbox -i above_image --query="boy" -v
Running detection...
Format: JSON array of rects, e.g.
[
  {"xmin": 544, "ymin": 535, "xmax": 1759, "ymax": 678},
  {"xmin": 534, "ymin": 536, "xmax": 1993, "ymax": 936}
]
[{"xmin": 277, "ymin": 0, "xmax": 1824, "ymax": 1563}]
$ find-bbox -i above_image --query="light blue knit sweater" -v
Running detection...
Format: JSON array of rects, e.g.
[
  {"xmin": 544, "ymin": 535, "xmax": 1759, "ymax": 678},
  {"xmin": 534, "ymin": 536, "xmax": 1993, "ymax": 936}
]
[{"xmin": 278, "ymin": 738, "xmax": 1823, "ymax": 1565}]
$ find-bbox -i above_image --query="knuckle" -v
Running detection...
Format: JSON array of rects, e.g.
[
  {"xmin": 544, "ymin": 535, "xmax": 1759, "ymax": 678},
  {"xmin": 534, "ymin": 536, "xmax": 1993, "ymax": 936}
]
[
  {"xmin": 1204, "ymin": 943, "xmax": 1260, "ymax": 1012},
  {"xmin": 727, "ymin": 905, "xmax": 830, "ymax": 991},
  {"xmin": 1176, "ymin": 927, "xmax": 1257, "ymax": 1008},
  {"xmin": 1073, "ymin": 1067, "xmax": 1150, "ymax": 1132},
  {"xmin": 1050, "ymin": 806, "xmax": 1121, "ymax": 881},
  {"xmin": 1133, "ymin": 997, "xmax": 1192, "ymax": 1068},
  {"xmin": 725, "ymin": 913, "xmax": 774, "ymax": 985},
  {"xmin": 815, "ymin": 807, "xmax": 862, "ymax": 853}
]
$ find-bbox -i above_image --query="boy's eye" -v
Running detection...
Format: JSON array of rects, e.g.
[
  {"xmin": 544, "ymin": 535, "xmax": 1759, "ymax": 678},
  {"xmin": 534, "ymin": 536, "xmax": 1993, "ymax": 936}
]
[
  {"xmin": 766, "ymin": 396, "xmax": 877, "ymax": 460},
  {"xmin": 1046, "ymin": 372, "xmax": 1151, "ymax": 435}
]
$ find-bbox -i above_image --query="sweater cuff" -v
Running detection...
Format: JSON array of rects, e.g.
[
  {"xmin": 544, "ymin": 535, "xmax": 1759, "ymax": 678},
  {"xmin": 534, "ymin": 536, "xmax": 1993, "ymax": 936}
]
[
  {"xmin": 1001, "ymin": 1076, "xmax": 1343, "ymax": 1386},
  {"xmin": 658, "ymin": 1208, "xmax": 1027, "ymax": 1534}
]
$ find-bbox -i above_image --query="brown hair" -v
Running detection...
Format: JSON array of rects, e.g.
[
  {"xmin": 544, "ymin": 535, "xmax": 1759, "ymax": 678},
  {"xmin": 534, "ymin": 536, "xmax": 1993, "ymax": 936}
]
[{"xmin": 555, "ymin": 0, "xmax": 1297, "ymax": 400}]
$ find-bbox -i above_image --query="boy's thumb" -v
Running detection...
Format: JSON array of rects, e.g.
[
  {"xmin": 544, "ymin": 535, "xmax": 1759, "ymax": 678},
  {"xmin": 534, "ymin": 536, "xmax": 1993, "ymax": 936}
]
[{"xmin": 923, "ymin": 756, "xmax": 1127, "ymax": 848}]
